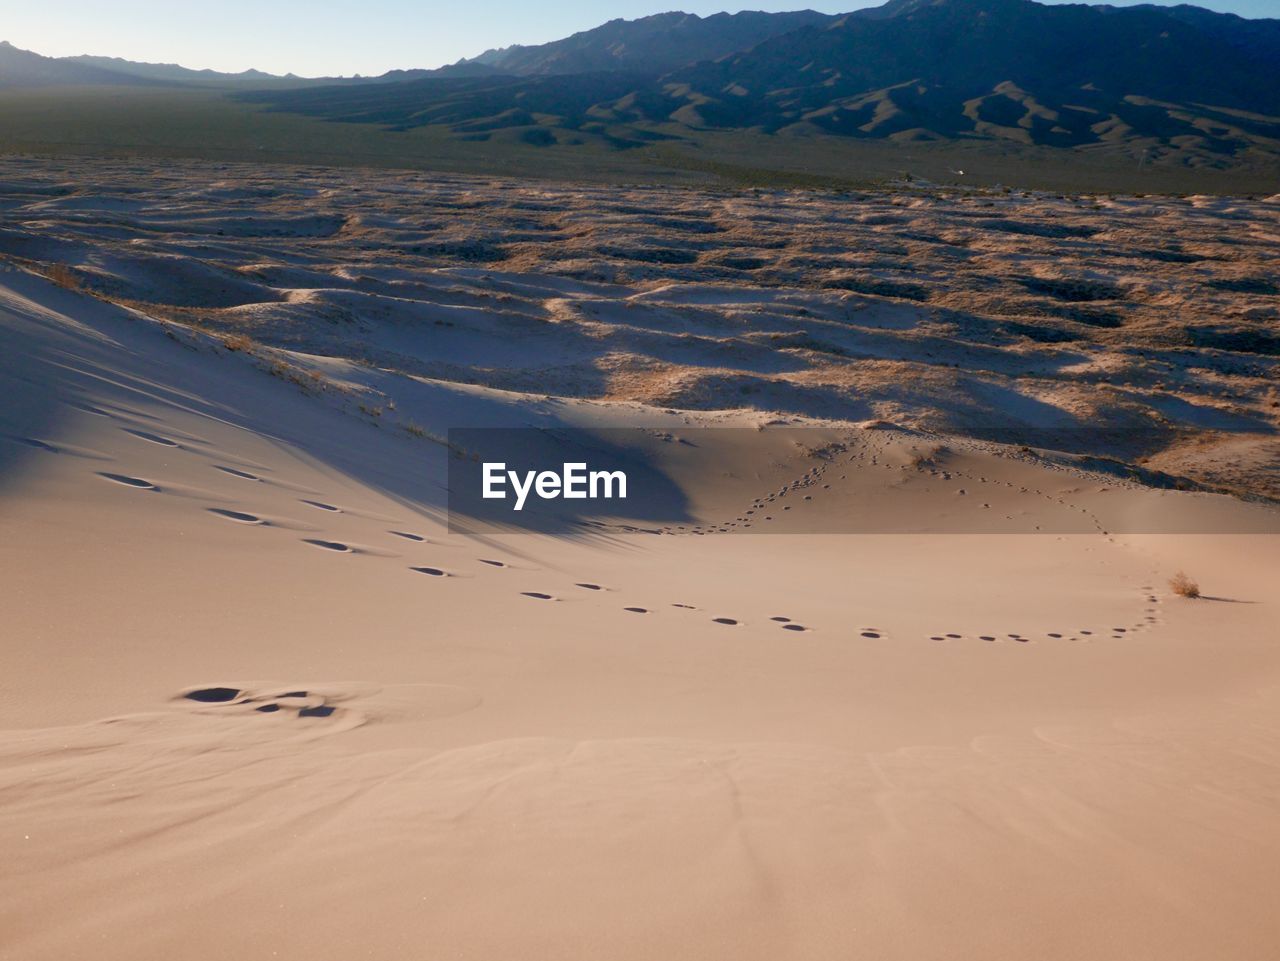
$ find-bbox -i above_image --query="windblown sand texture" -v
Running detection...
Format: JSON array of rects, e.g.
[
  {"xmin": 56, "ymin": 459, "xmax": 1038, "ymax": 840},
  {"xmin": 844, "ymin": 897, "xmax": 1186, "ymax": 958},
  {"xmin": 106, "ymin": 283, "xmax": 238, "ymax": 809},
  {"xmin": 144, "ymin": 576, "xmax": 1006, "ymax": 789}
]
[{"xmin": 1, "ymin": 157, "xmax": 1278, "ymax": 961}]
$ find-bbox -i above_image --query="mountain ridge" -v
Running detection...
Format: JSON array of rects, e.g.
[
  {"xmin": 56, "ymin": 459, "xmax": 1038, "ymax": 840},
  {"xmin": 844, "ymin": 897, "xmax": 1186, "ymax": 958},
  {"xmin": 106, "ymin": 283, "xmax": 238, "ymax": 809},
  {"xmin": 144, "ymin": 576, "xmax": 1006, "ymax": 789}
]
[
  {"xmin": 0, "ymin": 9, "xmax": 835, "ymax": 88},
  {"xmin": 453, "ymin": 10, "xmax": 835, "ymax": 76},
  {"xmin": 239, "ymin": 0, "xmax": 1280, "ymax": 168},
  {"xmin": 4, "ymin": 1, "xmax": 1279, "ymax": 176}
]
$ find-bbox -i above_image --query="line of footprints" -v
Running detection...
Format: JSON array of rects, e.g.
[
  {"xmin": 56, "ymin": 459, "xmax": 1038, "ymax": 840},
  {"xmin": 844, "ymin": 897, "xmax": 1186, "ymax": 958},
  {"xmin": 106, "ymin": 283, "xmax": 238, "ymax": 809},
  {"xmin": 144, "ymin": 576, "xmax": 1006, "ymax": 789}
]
[
  {"xmin": 659, "ymin": 435, "xmax": 1121, "ymax": 538},
  {"xmin": 19, "ymin": 404, "xmax": 1162, "ymax": 645}
]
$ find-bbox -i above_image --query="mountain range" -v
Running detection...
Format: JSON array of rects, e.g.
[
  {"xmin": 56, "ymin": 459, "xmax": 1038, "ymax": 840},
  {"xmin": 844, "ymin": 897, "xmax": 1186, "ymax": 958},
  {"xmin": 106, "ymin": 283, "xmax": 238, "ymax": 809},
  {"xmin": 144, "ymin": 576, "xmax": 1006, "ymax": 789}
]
[
  {"xmin": 3, "ymin": 0, "xmax": 1279, "ymax": 168},
  {"xmin": 0, "ymin": 41, "xmax": 298, "ymax": 87},
  {"xmin": 455, "ymin": 10, "xmax": 834, "ymax": 76},
  {"xmin": 0, "ymin": 11, "xmax": 834, "ymax": 87}
]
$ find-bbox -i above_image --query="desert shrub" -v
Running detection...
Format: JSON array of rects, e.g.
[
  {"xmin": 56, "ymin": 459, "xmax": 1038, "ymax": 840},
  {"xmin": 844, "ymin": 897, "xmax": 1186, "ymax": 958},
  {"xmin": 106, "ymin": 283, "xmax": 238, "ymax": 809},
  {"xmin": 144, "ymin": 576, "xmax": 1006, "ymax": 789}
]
[
  {"xmin": 45, "ymin": 262, "xmax": 80, "ymax": 290},
  {"xmin": 221, "ymin": 333, "xmax": 255, "ymax": 352},
  {"xmin": 1169, "ymin": 571, "xmax": 1200, "ymax": 599},
  {"xmin": 907, "ymin": 445, "xmax": 944, "ymax": 469}
]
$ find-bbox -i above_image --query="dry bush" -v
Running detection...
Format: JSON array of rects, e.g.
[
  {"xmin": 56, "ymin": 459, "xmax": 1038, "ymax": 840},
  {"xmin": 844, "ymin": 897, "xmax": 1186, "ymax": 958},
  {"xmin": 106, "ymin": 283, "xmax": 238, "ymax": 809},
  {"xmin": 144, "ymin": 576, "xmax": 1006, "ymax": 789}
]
[
  {"xmin": 221, "ymin": 333, "xmax": 255, "ymax": 352},
  {"xmin": 44, "ymin": 262, "xmax": 80, "ymax": 290},
  {"xmin": 401, "ymin": 422, "xmax": 454, "ymax": 448},
  {"xmin": 1169, "ymin": 571, "xmax": 1200, "ymax": 599},
  {"xmin": 907, "ymin": 444, "xmax": 946, "ymax": 469},
  {"xmin": 265, "ymin": 359, "xmax": 329, "ymax": 394}
]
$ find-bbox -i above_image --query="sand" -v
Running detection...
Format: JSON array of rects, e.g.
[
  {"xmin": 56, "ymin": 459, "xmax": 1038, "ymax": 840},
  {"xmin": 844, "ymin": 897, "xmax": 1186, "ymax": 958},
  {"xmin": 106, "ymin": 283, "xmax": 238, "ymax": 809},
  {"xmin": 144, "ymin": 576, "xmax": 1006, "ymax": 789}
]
[
  {"xmin": 1, "ymin": 160, "xmax": 1278, "ymax": 960},
  {"xmin": 2, "ymin": 156, "xmax": 1276, "ymax": 498}
]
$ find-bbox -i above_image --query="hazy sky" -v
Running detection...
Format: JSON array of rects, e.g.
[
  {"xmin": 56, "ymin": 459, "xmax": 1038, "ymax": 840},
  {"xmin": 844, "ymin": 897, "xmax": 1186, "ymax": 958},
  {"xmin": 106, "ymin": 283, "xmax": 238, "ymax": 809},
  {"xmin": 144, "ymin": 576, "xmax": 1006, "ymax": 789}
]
[{"xmin": 4, "ymin": 1, "xmax": 1273, "ymax": 77}]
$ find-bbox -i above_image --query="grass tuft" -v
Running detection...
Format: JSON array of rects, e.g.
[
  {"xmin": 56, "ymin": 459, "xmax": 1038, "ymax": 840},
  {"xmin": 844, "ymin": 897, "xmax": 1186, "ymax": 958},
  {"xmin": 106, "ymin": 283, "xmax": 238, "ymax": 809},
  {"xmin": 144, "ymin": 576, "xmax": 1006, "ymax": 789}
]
[
  {"xmin": 221, "ymin": 333, "xmax": 255, "ymax": 352},
  {"xmin": 44, "ymin": 262, "xmax": 81, "ymax": 290}
]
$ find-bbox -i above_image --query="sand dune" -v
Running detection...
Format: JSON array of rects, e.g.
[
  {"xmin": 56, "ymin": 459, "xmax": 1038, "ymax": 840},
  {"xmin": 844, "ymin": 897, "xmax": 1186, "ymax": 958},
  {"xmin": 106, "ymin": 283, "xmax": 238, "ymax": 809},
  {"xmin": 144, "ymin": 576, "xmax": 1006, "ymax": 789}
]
[
  {"xmin": 1, "ymin": 161, "xmax": 1279, "ymax": 960},
  {"xmin": 1, "ymin": 156, "xmax": 1276, "ymax": 499}
]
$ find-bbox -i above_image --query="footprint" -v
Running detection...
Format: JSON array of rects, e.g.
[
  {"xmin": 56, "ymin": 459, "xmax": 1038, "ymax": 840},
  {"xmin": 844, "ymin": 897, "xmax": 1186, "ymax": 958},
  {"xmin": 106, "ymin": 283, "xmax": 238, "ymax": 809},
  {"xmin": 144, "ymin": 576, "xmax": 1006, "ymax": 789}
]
[
  {"xmin": 98, "ymin": 472, "xmax": 158, "ymax": 491},
  {"xmin": 67, "ymin": 401, "xmax": 113, "ymax": 418},
  {"xmin": 216, "ymin": 465, "xmax": 260, "ymax": 481},
  {"xmin": 208, "ymin": 508, "xmax": 263, "ymax": 525},
  {"xmin": 478, "ymin": 559, "xmax": 507, "ymax": 568},
  {"xmin": 781, "ymin": 624, "xmax": 808, "ymax": 632},
  {"xmin": 672, "ymin": 603, "xmax": 697, "ymax": 609},
  {"xmin": 10, "ymin": 437, "xmax": 111, "ymax": 461},
  {"xmin": 301, "ymin": 500, "xmax": 342, "ymax": 512},
  {"xmin": 576, "ymin": 583, "xmax": 604, "ymax": 591},
  {"xmin": 623, "ymin": 607, "xmax": 648, "ymax": 614},
  {"xmin": 14, "ymin": 437, "xmax": 58, "ymax": 453},
  {"xmin": 123, "ymin": 428, "xmax": 179, "ymax": 447},
  {"xmin": 411, "ymin": 566, "xmax": 448, "ymax": 577},
  {"xmin": 712, "ymin": 617, "xmax": 739, "ymax": 626},
  {"xmin": 182, "ymin": 684, "xmax": 341, "ymax": 719},
  {"xmin": 303, "ymin": 538, "xmax": 352, "ymax": 553},
  {"xmin": 183, "ymin": 687, "xmax": 241, "ymax": 703},
  {"xmin": 390, "ymin": 531, "xmax": 425, "ymax": 542},
  {"xmin": 861, "ymin": 631, "xmax": 881, "ymax": 639},
  {"xmin": 770, "ymin": 616, "xmax": 792, "ymax": 622},
  {"xmin": 521, "ymin": 592, "xmax": 554, "ymax": 600}
]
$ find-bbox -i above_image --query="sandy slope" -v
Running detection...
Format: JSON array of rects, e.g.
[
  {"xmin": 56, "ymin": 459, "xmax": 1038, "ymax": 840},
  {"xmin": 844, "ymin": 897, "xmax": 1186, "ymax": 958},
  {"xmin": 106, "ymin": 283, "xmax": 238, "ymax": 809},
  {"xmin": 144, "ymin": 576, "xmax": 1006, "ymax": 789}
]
[{"xmin": 2, "ymin": 260, "xmax": 1279, "ymax": 961}]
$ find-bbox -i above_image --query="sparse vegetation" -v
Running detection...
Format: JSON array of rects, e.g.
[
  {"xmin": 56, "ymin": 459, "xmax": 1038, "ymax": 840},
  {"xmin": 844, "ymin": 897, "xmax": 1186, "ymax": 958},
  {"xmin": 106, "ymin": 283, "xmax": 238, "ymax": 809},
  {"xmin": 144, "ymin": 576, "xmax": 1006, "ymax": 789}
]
[
  {"xmin": 1169, "ymin": 571, "xmax": 1201, "ymax": 599},
  {"xmin": 1, "ymin": 83, "xmax": 1277, "ymax": 194},
  {"xmin": 399, "ymin": 421, "xmax": 461, "ymax": 452},
  {"xmin": 264, "ymin": 357, "xmax": 331, "ymax": 395},
  {"xmin": 44, "ymin": 262, "xmax": 81, "ymax": 290},
  {"xmin": 908, "ymin": 445, "xmax": 946, "ymax": 469},
  {"xmin": 221, "ymin": 333, "xmax": 255, "ymax": 352}
]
